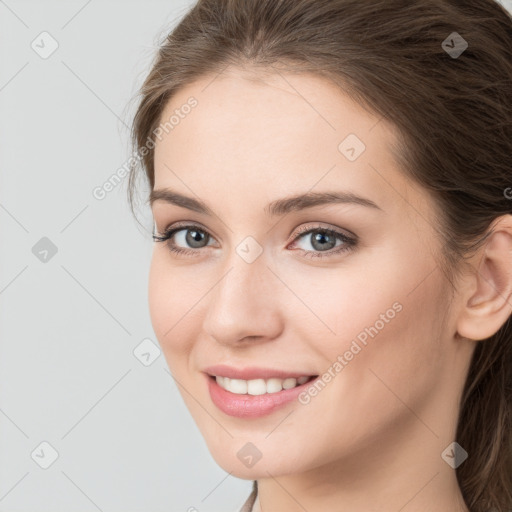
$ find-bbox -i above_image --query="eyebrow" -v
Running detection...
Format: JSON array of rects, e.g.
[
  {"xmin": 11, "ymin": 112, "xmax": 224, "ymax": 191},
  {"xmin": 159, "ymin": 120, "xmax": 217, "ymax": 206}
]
[{"xmin": 149, "ymin": 188, "xmax": 382, "ymax": 216}]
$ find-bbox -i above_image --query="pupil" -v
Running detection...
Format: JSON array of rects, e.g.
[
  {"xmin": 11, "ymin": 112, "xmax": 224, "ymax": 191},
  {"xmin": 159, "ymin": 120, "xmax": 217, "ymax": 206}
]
[
  {"xmin": 312, "ymin": 231, "xmax": 335, "ymax": 251},
  {"xmin": 186, "ymin": 229, "xmax": 207, "ymax": 248}
]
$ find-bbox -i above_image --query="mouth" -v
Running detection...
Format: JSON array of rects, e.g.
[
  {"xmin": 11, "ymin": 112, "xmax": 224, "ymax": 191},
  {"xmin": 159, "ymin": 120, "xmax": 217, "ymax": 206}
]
[
  {"xmin": 207, "ymin": 373, "xmax": 319, "ymax": 396},
  {"xmin": 205, "ymin": 372, "xmax": 320, "ymax": 418}
]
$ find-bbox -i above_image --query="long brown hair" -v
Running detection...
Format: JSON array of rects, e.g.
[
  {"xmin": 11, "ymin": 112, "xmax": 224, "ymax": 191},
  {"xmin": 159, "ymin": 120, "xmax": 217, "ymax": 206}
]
[{"xmin": 127, "ymin": 1, "xmax": 512, "ymax": 510}]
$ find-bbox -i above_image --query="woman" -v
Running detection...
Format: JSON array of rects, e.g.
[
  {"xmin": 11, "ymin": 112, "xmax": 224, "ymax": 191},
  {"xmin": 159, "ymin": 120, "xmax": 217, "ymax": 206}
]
[{"xmin": 127, "ymin": 1, "xmax": 512, "ymax": 510}]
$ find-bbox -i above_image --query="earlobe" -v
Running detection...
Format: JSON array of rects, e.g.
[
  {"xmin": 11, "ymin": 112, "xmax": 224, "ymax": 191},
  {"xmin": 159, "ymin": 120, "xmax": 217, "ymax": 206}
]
[{"xmin": 456, "ymin": 215, "xmax": 512, "ymax": 342}]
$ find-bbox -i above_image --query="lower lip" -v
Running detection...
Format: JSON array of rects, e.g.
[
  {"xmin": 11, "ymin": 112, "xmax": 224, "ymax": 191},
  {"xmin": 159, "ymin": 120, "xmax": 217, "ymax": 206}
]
[{"xmin": 206, "ymin": 374, "xmax": 318, "ymax": 418}]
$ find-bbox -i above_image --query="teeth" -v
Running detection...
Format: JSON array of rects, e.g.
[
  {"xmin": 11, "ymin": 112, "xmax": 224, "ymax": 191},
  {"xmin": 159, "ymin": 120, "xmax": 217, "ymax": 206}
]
[{"xmin": 215, "ymin": 375, "xmax": 312, "ymax": 395}]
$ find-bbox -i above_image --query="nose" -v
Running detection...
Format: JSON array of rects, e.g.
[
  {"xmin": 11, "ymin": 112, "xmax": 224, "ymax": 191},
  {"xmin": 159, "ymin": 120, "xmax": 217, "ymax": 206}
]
[{"xmin": 202, "ymin": 251, "xmax": 283, "ymax": 346}]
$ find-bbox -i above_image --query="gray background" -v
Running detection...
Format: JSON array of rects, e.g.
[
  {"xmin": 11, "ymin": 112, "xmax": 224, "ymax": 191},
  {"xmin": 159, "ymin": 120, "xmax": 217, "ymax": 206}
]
[{"xmin": 1, "ymin": 1, "xmax": 511, "ymax": 511}]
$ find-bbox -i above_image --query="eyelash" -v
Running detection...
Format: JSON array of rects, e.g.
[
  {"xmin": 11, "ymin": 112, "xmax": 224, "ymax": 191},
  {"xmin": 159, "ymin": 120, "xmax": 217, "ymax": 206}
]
[{"xmin": 152, "ymin": 222, "xmax": 358, "ymax": 260}]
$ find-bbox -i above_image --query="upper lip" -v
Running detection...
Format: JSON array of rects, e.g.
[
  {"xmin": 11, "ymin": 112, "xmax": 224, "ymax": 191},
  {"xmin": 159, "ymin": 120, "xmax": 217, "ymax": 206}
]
[{"xmin": 203, "ymin": 364, "xmax": 318, "ymax": 381}]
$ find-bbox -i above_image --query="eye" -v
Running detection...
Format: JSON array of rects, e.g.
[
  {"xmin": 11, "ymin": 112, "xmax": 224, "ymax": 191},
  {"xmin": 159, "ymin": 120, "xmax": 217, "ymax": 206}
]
[
  {"xmin": 152, "ymin": 222, "xmax": 358, "ymax": 259},
  {"xmin": 288, "ymin": 225, "xmax": 357, "ymax": 259},
  {"xmin": 152, "ymin": 222, "xmax": 215, "ymax": 257}
]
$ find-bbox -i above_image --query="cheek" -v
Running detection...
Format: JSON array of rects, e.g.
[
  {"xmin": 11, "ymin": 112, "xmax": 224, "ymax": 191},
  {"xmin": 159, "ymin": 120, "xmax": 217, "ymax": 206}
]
[
  {"xmin": 148, "ymin": 255, "xmax": 168, "ymax": 340},
  {"xmin": 285, "ymin": 251, "xmax": 447, "ymax": 412},
  {"xmin": 148, "ymin": 252, "xmax": 198, "ymax": 357},
  {"xmin": 312, "ymin": 242, "xmax": 447, "ymax": 370},
  {"xmin": 305, "ymin": 273, "xmax": 447, "ymax": 447}
]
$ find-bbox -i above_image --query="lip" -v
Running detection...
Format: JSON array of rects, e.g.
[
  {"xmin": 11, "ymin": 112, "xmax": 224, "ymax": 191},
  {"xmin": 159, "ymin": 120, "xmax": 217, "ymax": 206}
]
[
  {"xmin": 205, "ymin": 373, "xmax": 319, "ymax": 418},
  {"xmin": 203, "ymin": 364, "xmax": 316, "ymax": 381}
]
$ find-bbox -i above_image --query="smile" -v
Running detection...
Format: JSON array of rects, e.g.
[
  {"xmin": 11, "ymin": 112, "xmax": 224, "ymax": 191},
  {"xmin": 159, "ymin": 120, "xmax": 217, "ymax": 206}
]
[
  {"xmin": 213, "ymin": 375, "xmax": 316, "ymax": 395},
  {"xmin": 205, "ymin": 373, "xmax": 320, "ymax": 418}
]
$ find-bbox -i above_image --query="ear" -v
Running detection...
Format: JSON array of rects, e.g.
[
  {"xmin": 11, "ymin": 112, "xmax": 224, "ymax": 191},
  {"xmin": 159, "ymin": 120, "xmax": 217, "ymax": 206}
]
[{"xmin": 456, "ymin": 214, "xmax": 512, "ymax": 341}]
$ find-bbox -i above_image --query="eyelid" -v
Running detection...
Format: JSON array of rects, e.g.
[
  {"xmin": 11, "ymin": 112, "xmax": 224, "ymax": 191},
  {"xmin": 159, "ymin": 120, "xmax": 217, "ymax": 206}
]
[
  {"xmin": 154, "ymin": 220, "xmax": 217, "ymax": 241},
  {"xmin": 292, "ymin": 222, "xmax": 356, "ymax": 240},
  {"xmin": 154, "ymin": 220, "xmax": 355, "ymax": 242}
]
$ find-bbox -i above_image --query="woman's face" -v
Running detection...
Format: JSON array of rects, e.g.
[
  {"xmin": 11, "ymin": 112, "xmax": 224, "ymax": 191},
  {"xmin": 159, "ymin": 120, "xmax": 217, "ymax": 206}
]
[{"xmin": 149, "ymin": 67, "xmax": 472, "ymax": 481}]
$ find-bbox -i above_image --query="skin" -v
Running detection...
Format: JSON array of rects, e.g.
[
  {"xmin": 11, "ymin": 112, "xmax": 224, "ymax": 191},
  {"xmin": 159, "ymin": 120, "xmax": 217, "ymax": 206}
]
[{"xmin": 148, "ymin": 66, "xmax": 512, "ymax": 512}]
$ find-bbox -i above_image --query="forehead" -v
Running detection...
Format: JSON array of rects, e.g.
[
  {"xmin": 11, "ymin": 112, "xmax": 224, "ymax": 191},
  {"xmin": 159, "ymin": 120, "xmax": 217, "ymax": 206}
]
[
  {"xmin": 152, "ymin": 67, "xmax": 425, "ymax": 219},
  {"xmin": 157, "ymin": 66, "xmax": 386, "ymax": 156}
]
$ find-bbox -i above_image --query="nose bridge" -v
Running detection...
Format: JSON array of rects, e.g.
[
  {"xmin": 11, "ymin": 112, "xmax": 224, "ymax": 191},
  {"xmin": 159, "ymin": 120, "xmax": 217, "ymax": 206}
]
[{"xmin": 202, "ymin": 248, "xmax": 282, "ymax": 343}]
